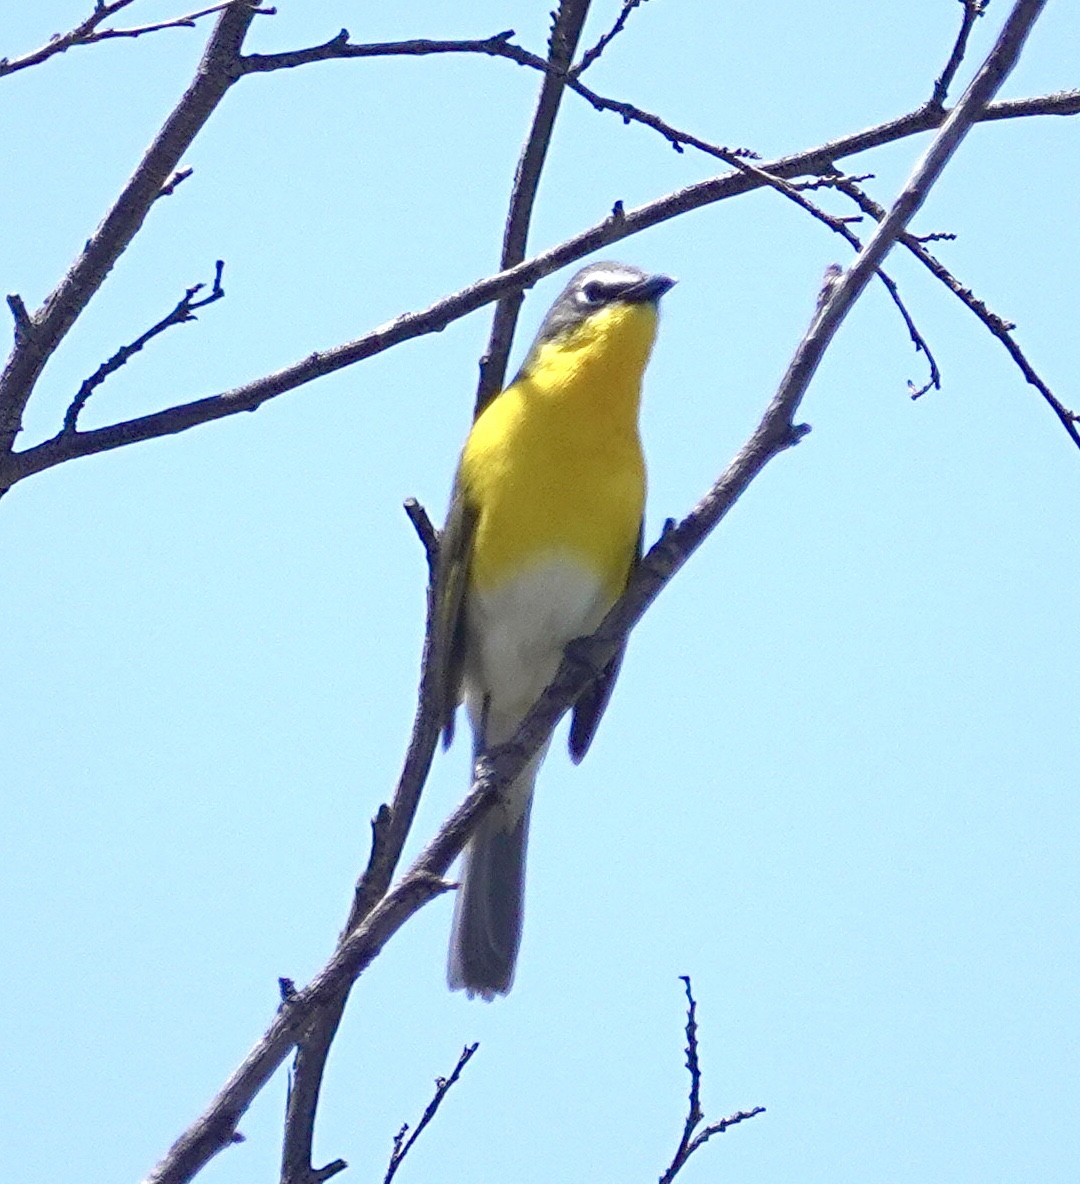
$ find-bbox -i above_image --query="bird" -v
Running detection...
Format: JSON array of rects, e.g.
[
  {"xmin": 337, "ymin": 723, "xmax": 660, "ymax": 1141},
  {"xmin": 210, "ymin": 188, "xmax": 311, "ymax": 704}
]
[{"xmin": 433, "ymin": 260, "xmax": 675, "ymax": 998}]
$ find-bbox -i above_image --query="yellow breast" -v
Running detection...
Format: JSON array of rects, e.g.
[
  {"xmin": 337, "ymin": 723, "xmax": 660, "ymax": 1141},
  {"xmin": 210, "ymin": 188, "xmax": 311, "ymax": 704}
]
[{"xmin": 458, "ymin": 300, "xmax": 655, "ymax": 599}]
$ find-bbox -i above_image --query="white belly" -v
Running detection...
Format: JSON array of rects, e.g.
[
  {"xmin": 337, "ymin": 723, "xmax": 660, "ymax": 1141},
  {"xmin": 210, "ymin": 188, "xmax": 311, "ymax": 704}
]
[{"xmin": 464, "ymin": 551, "xmax": 609, "ymax": 745}]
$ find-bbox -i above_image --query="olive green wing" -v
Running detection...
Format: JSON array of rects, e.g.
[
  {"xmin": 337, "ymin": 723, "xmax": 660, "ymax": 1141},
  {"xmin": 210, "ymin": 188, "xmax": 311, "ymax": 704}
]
[
  {"xmin": 567, "ymin": 521, "xmax": 643, "ymax": 765},
  {"xmin": 430, "ymin": 481, "xmax": 477, "ymax": 749}
]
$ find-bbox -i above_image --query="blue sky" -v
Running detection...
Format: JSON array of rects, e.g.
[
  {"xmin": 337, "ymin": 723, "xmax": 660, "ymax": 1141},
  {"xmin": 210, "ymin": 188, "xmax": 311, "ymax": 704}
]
[{"xmin": 1, "ymin": 2, "xmax": 1078, "ymax": 1183}]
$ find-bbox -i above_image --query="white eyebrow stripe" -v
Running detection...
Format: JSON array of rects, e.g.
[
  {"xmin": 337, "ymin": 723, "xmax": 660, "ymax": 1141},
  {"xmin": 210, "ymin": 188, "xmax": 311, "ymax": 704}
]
[{"xmin": 581, "ymin": 268, "xmax": 639, "ymax": 290}]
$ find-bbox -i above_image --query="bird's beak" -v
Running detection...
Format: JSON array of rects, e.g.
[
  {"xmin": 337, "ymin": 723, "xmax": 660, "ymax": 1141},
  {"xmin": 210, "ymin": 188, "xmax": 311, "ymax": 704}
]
[{"xmin": 627, "ymin": 273, "xmax": 677, "ymax": 303}]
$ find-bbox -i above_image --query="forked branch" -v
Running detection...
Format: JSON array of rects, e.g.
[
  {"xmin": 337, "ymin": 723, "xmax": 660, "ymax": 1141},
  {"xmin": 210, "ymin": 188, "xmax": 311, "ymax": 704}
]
[
  {"xmin": 64, "ymin": 261, "xmax": 225, "ymax": 433},
  {"xmin": 659, "ymin": 978, "xmax": 765, "ymax": 1184}
]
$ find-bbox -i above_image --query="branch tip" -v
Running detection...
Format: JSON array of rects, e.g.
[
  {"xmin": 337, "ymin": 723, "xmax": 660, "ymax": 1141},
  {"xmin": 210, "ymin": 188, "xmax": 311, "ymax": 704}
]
[
  {"xmin": 383, "ymin": 1043, "xmax": 479, "ymax": 1184},
  {"xmin": 6, "ymin": 293, "xmax": 32, "ymax": 343},
  {"xmin": 404, "ymin": 498, "xmax": 439, "ymax": 575},
  {"xmin": 158, "ymin": 166, "xmax": 194, "ymax": 198},
  {"xmin": 312, "ymin": 1159, "xmax": 348, "ymax": 1184},
  {"xmin": 61, "ymin": 261, "xmax": 228, "ymax": 434}
]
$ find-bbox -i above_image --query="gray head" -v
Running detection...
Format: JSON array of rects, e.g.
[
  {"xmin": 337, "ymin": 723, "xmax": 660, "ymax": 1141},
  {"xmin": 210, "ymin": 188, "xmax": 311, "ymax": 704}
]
[{"xmin": 531, "ymin": 261, "xmax": 676, "ymax": 349}]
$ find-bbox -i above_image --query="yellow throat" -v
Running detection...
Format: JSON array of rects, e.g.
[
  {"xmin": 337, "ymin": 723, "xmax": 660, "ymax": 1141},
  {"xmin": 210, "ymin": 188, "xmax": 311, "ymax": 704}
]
[{"xmin": 458, "ymin": 298, "xmax": 657, "ymax": 598}]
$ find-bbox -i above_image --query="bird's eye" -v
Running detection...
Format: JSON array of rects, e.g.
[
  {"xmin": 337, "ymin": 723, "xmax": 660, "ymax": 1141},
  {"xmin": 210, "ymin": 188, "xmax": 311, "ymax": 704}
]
[{"xmin": 580, "ymin": 280, "xmax": 605, "ymax": 305}]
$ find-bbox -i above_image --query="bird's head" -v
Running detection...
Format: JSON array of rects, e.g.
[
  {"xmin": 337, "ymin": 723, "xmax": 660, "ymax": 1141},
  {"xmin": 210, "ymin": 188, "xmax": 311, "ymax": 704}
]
[{"xmin": 519, "ymin": 262, "xmax": 676, "ymax": 390}]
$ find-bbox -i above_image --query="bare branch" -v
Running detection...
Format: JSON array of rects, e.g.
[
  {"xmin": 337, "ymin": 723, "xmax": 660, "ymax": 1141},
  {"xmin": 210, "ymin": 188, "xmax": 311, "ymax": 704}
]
[
  {"xmin": 403, "ymin": 498, "xmax": 439, "ymax": 579},
  {"xmin": 831, "ymin": 175, "xmax": 1079, "ymax": 447},
  {"xmin": 234, "ymin": 19, "xmax": 1079, "ymax": 160},
  {"xmin": 0, "ymin": 1, "xmax": 270, "ymax": 78},
  {"xmin": 982, "ymin": 89, "xmax": 1080, "ymax": 119},
  {"xmin": 931, "ymin": 0, "xmax": 988, "ymax": 107},
  {"xmin": 0, "ymin": 1, "xmax": 258, "ymax": 456},
  {"xmin": 383, "ymin": 1045, "xmax": 479, "ymax": 1184},
  {"xmin": 63, "ymin": 261, "xmax": 225, "ymax": 433},
  {"xmin": 4, "ymin": 54, "xmax": 1071, "ymax": 497},
  {"xmin": 157, "ymin": 167, "xmax": 195, "ymax": 199},
  {"xmin": 86, "ymin": 5, "xmax": 274, "ymax": 45},
  {"xmin": 0, "ymin": 0, "xmax": 139, "ymax": 77},
  {"xmin": 143, "ymin": 865, "xmax": 457, "ymax": 1184},
  {"xmin": 567, "ymin": 72, "xmax": 759, "ymax": 161},
  {"xmin": 237, "ymin": 29, "xmax": 528, "ymax": 75},
  {"xmin": 674, "ymin": 976, "xmax": 704, "ymax": 1155},
  {"xmin": 474, "ymin": 0, "xmax": 592, "ymax": 416},
  {"xmin": 724, "ymin": 159, "xmax": 941, "ymax": 395},
  {"xmin": 3, "ymin": 5, "xmax": 1072, "ymax": 493},
  {"xmin": 6, "ymin": 295, "xmax": 32, "ymax": 347},
  {"xmin": 659, "ymin": 977, "xmax": 765, "ymax": 1184},
  {"xmin": 572, "ymin": 0, "xmax": 649, "ymax": 77}
]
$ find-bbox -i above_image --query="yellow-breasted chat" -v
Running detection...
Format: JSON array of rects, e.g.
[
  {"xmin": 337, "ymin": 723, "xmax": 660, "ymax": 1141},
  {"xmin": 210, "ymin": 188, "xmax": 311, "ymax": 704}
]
[{"xmin": 433, "ymin": 261, "xmax": 675, "ymax": 998}]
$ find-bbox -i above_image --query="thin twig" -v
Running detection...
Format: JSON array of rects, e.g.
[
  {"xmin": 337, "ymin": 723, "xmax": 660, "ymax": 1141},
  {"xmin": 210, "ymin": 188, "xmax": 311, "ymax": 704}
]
[
  {"xmin": 721, "ymin": 158, "xmax": 941, "ymax": 394},
  {"xmin": 931, "ymin": 0, "xmax": 988, "ymax": 107},
  {"xmin": 89, "ymin": 4, "xmax": 273, "ymax": 44},
  {"xmin": 572, "ymin": 0, "xmax": 649, "ymax": 77},
  {"xmin": 0, "ymin": 1, "xmax": 269, "ymax": 78},
  {"xmin": 63, "ymin": 261, "xmax": 224, "ymax": 433},
  {"xmin": 383, "ymin": 1045, "xmax": 479, "ymax": 1184},
  {"xmin": 830, "ymin": 174, "xmax": 1079, "ymax": 446},
  {"xmin": 235, "ymin": 21, "xmax": 1078, "ymax": 162},
  {"xmin": 659, "ymin": 977, "xmax": 764, "ymax": 1184},
  {"xmin": 567, "ymin": 72, "xmax": 759, "ymax": 161},
  {"xmin": 473, "ymin": 0, "xmax": 592, "ymax": 415},
  {"xmin": 676, "ymin": 976, "xmax": 704, "ymax": 1151},
  {"xmin": 0, "ymin": 0, "xmax": 138, "ymax": 77}
]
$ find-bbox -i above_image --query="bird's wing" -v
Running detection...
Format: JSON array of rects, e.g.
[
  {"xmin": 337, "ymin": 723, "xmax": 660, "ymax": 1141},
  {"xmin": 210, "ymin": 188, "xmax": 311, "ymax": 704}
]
[
  {"xmin": 431, "ymin": 482, "xmax": 477, "ymax": 750},
  {"xmin": 567, "ymin": 520, "xmax": 643, "ymax": 765}
]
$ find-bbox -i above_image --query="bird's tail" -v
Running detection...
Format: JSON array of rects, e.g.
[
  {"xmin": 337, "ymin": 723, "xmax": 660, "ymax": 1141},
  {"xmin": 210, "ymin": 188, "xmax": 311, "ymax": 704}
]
[{"xmin": 447, "ymin": 758, "xmax": 538, "ymax": 999}]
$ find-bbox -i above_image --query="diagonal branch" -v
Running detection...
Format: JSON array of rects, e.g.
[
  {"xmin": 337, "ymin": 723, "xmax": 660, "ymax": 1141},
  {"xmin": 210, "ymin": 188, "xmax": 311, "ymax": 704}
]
[
  {"xmin": 383, "ymin": 1045, "xmax": 479, "ymax": 1184},
  {"xmin": 0, "ymin": 1, "xmax": 268, "ymax": 79},
  {"xmin": 234, "ymin": 20, "xmax": 1079, "ymax": 161},
  {"xmin": 474, "ymin": 0, "xmax": 592, "ymax": 416},
  {"xmin": 0, "ymin": 0, "xmax": 258, "ymax": 456},
  {"xmin": 63, "ymin": 261, "xmax": 225, "ymax": 433},
  {"xmin": 727, "ymin": 160, "xmax": 941, "ymax": 394},
  {"xmin": 142, "ymin": 11, "xmax": 1048, "ymax": 1179},
  {"xmin": 572, "ymin": 0, "xmax": 650, "ymax": 77},
  {"xmin": 0, "ymin": 0, "xmax": 140, "ymax": 77},
  {"xmin": 829, "ymin": 175, "xmax": 1080, "ymax": 449}
]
